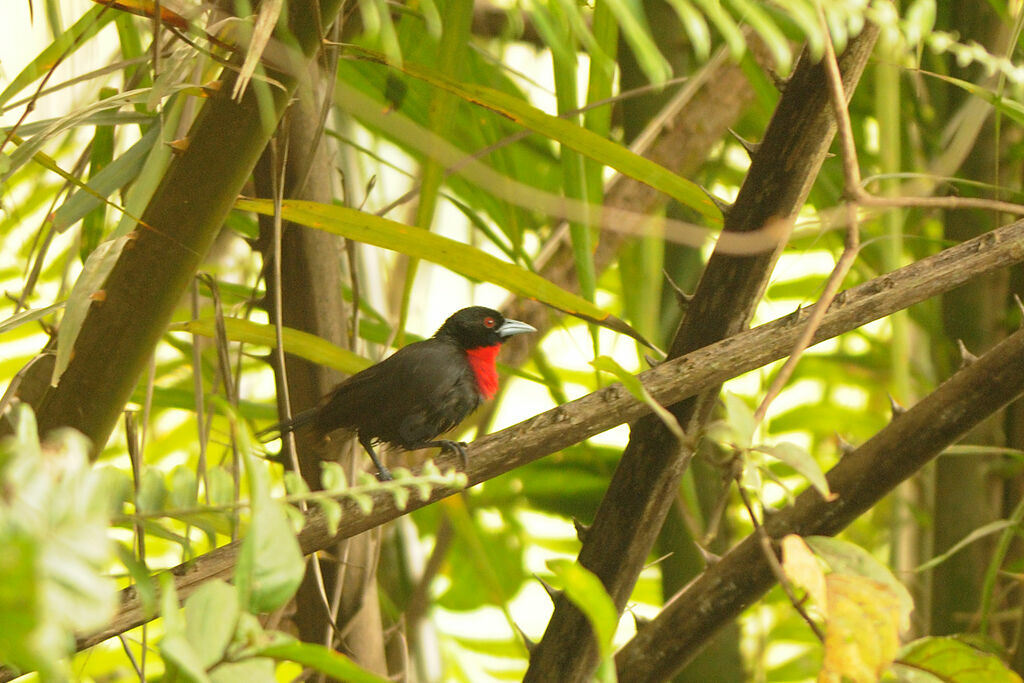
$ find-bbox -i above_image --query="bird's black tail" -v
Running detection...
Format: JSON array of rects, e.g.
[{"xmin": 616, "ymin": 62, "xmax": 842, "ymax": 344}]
[{"xmin": 256, "ymin": 407, "xmax": 318, "ymax": 442}]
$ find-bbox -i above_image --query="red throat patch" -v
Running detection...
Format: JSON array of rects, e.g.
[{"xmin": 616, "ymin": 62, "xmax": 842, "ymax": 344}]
[{"xmin": 465, "ymin": 345, "xmax": 501, "ymax": 399}]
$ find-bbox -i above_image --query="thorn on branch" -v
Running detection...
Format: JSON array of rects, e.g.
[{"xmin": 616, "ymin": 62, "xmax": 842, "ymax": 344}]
[
  {"xmin": 728, "ymin": 128, "xmax": 761, "ymax": 158},
  {"xmin": 632, "ymin": 611, "xmax": 652, "ymax": 631},
  {"xmin": 767, "ymin": 68, "xmax": 789, "ymax": 92},
  {"xmin": 513, "ymin": 621, "xmax": 537, "ymax": 653},
  {"xmin": 534, "ymin": 574, "xmax": 562, "ymax": 603},
  {"xmin": 663, "ymin": 269, "xmax": 693, "ymax": 311},
  {"xmin": 696, "ymin": 543, "xmax": 722, "ymax": 568},
  {"xmin": 167, "ymin": 137, "xmax": 189, "ymax": 154},
  {"xmin": 835, "ymin": 433, "xmax": 856, "ymax": 458},
  {"xmin": 572, "ymin": 516, "xmax": 591, "ymax": 543},
  {"xmin": 956, "ymin": 339, "xmax": 978, "ymax": 368},
  {"xmin": 888, "ymin": 394, "xmax": 906, "ymax": 419},
  {"xmin": 700, "ymin": 186, "xmax": 733, "ymax": 216}
]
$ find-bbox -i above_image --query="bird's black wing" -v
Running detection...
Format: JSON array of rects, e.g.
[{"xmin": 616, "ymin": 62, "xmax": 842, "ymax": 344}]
[{"xmin": 313, "ymin": 338, "xmax": 479, "ymax": 446}]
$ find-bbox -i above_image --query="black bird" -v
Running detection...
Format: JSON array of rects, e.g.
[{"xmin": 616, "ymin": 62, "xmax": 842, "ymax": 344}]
[{"xmin": 260, "ymin": 306, "xmax": 536, "ymax": 480}]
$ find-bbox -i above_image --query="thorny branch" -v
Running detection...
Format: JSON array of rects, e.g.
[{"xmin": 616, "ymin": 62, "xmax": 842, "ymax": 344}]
[{"xmin": 24, "ymin": 215, "xmax": 1024, "ymax": 670}]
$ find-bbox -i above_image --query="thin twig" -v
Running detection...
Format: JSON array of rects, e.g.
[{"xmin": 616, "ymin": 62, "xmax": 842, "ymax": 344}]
[
  {"xmin": 735, "ymin": 469, "xmax": 825, "ymax": 642},
  {"xmin": 189, "ymin": 281, "xmax": 211, "ymax": 503},
  {"xmin": 124, "ymin": 411, "xmax": 148, "ymax": 678}
]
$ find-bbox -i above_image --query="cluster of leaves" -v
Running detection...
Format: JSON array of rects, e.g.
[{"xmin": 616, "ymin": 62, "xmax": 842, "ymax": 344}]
[{"xmin": 0, "ymin": 407, "xmax": 118, "ymax": 680}]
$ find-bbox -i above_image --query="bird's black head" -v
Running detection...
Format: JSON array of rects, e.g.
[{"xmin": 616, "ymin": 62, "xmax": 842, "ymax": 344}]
[{"xmin": 435, "ymin": 306, "xmax": 536, "ymax": 349}]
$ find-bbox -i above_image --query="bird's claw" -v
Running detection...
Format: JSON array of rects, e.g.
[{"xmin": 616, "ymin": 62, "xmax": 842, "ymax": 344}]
[
  {"xmin": 440, "ymin": 440, "xmax": 469, "ymax": 468},
  {"xmin": 376, "ymin": 466, "xmax": 394, "ymax": 482}
]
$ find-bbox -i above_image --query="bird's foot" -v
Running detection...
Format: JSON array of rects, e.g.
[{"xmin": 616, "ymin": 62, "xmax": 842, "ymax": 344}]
[
  {"xmin": 411, "ymin": 440, "xmax": 469, "ymax": 468},
  {"xmin": 375, "ymin": 466, "xmax": 394, "ymax": 482},
  {"xmin": 439, "ymin": 440, "xmax": 470, "ymax": 468}
]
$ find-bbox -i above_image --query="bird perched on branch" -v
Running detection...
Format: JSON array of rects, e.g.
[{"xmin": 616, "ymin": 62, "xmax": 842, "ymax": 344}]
[{"xmin": 259, "ymin": 306, "xmax": 536, "ymax": 480}]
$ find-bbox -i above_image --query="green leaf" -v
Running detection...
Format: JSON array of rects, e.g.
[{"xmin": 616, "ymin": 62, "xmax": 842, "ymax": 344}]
[
  {"xmin": 721, "ymin": 392, "xmax": 756, "ymax": 450},
  {"xmin": 896, "ymin": 636, "xmax": 1022, "ymax": 683},
  {"xmin": 314, "ymin": 496, "xmax": 343, "ymax": 537},
  {"xmin": 390, "ymin": 478, "xmax": 411, "ymax": 510},
  {"xmin": 754, "ymin": 442, "xmax": 833, "ymax": 500},
  {"xmin": 3, "ymin": 88, "xmax": 177, "ymax": 184},
  {"xmin": 0, "ymin": 410, "xmax": 119, "ymax": 674},
  {"xmin": 0, "ymin": 6, "xmax": 116, "ymax": 109},
  {"xmin": 283, "ymin": 471, "xmax": 310, "ymax": 496},
  {"xmin": 53, "ymin": 233, "xmax": 132, "ymax": 384},
  {"xmin": 115, "ymin": 543, "xmax": 157, "ymax": 619},
  {"xmin": 169, "ymin": 465, "xmax": 199, "ymax": 510},
  {"xmin": 337, "ymin": 47, "xmax": 720, "ymax": 222},
  {"xmin": 162, "ymin": 634, "xmax": 213, "ymax": 683},
  {"xmin": 0, "ymin": 301, "xmax": 65, "ymax": 335},
  {"xmin": 137, "ymin": 468, "xmax": 168, "ymax": 513},
  {"xmin": 80, "ymin": 86, "xmax": 118, "ymax": 259},
  {"xmin": 602, "ymin": 0, "xmax": 673, "ymax": 83},
  {"xmin": 0, "ymin": 534, "xmax": 45, "ymax": 677},
  {"xmin": 691, "ymin": 0, "xmax": 748, "ymax": 61},
  {"xmin": 591, "ymin": 356, "xmax": 682, "ymax": 439},
  {"xmin": 206, "ymin": 467, "xmax": 236, "ymax": 507},
  {"xmin": 256, "ymin": 637, "xmax": 391, "ymax": 683},
  {"xmin": 821, "ymin": 574, "xmax": 901, "ymax": 683},
  {"xmin": 210, "ymin": 658, "xmax": 276, "ymax": 683},
  {"xmin": 237, "ymin": 498, "xmax": 304, "ymax": 613},
  {"xmin": 185, "ymin": 580, "xmax": 241, "ymax": 669},
  {"xmin": 172, "ymin": 316, "xmax": 372, "ymax": 375},
  {"xmin": 111, "ymin": 93, "xmax": 185, "ymax": 236},
  {"xmin": 235, "ymin": 198, "xmax": 655, "ymax": 349},
  {"xmin": 547, "ymin": 559, "xmax": 618, "ymax": 660},
  {"xmin": 728, "ymin": 0, "xmax": 792, "ymax": 75},
  {"xmin": 236, "ymin": 496, "xmax": 297, "ymax": 612},
  {"xmin": 53, "ymin": 124, "xmax": 157, "ymax": 233},
  {"xmin": 234, "ymin": 424, "xmax": 305, "ymax": 614},
  {"xmin": 320, "ymin": 461, "xmax": 349, "ymax": 491},
  {"xmin": 914, "ymin": 520, "xmax": 1017, "ymax": 572},
  {"xmin": 160, "ymin": 575, "xmax": 213, "ymax": 683},
  {"xmin": 664, "ymin": 0, "xmax": 711, "ymax": 59},
  {"xmin": 921, "ymin": 69, "xmax": 1024, "ymax": 127},
  {"xmin": 902, "ymin": 0, "xmax": 936, "ymax": 47},
  {"xmin": 350, "ymin": 489, "xmax": 375, "ymax": 515}
]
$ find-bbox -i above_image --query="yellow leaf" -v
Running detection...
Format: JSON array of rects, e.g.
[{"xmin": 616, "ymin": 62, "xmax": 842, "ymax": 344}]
[
  {"xmin": 819, "ymin": 574, "xmax": 901, "ymax": 683},
  {"xmin": 781, "ymin": 534, "xmax": 827, "ymax": 610}
]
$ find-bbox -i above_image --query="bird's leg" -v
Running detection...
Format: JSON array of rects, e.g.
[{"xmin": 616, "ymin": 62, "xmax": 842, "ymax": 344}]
[
  {"xmin": 411, "ymin": 440, "xmax": 469, "ymax": 469},
  {"xmin": 358, "ymin": 434, "xmax": 393, "ymax": 481}
]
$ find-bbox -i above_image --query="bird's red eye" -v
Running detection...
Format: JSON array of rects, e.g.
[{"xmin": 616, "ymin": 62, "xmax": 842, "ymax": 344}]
[{"xmin": 483, "ymin": 317, "xmax": 496, "ymax": 328}]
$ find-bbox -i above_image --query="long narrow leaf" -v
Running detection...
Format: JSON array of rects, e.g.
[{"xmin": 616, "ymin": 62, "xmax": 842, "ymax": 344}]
[
  {"xmin": 52, "ymin": 124, "xmax": 158, "ymax": 232},
  {"xmin": 235, "ymin": 198, "xmax": 657, "ymax": 348},
  {"xmin": 170, "ymin": 317, "xmax": 372, "ymax": 375},
  {"xmin": 0, "ymin": 5, "xmax": 117, "ymax": 110},
  {"xmin": 340, "ymin": 46, "xmax": 720, "ymax": 222}
]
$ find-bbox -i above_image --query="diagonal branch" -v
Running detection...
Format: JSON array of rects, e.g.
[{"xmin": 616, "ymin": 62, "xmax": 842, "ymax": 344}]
[
  {"xmin": 615, "ymin": 313, "xmax": 1024, "ymax": 681},
  {"xmin": 63, "ymin": 216, "xmax": 1024, "ymax": 657},
  {"xmin": 523, "ymin": 25, "xmax": 880, "ymax": 682}
]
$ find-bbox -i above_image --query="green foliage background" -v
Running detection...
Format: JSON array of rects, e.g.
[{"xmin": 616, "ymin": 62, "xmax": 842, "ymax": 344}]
[{"xmin": 2, "ymin": 0, "xmax": 1024, "ymax": 681}]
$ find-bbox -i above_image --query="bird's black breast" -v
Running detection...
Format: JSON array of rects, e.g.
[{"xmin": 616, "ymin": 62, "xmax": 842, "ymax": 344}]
[{"xmin": 313, "ymin": 337, "xmax": 482, "ymax": 447}]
